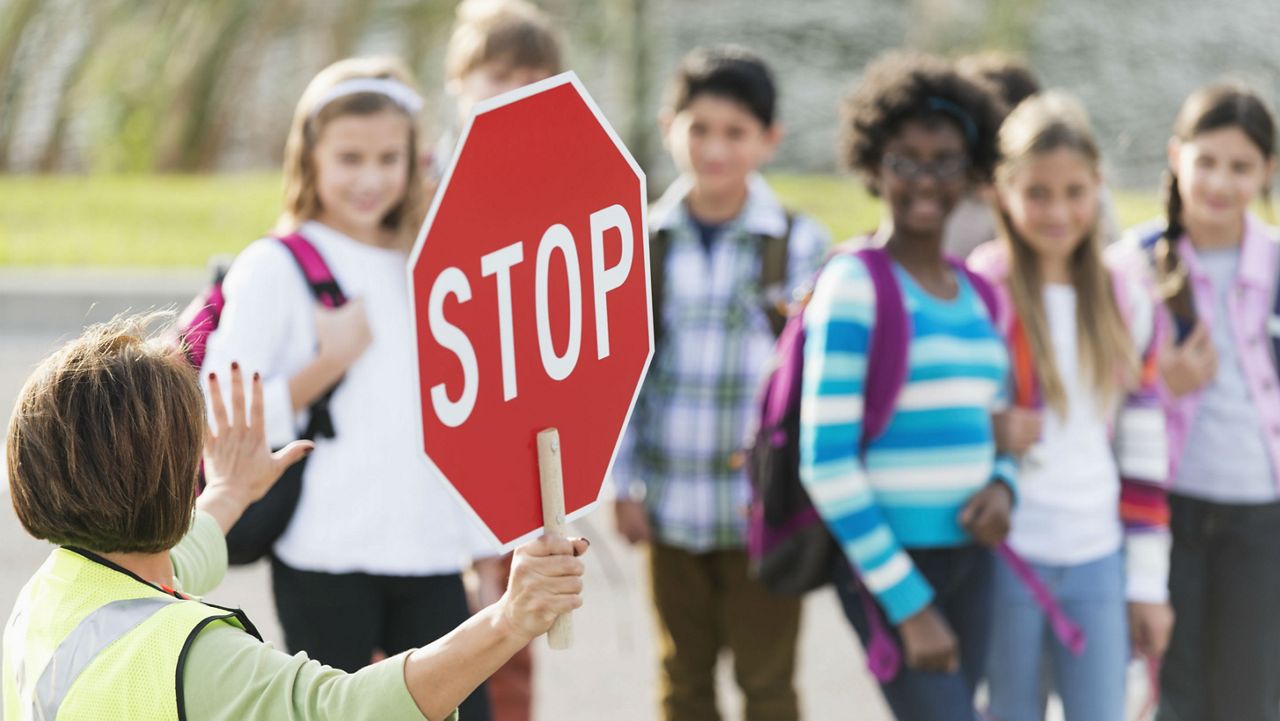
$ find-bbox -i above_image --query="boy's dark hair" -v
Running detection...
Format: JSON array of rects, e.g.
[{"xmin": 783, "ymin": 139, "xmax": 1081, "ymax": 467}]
[
  {"xmin": 840, "ymin": 51, "xmax": 1006, "ymax": 195},
  {"xmin": 957, "ymin": 51, "xmax": 1041, "ymax": 111},
  {"xmin": 664, "ymin": 45, "xmax": 777, "ymax": 128},
  {"xmin": 7, "ymin": 313, "xmax": 204, "ymax": 554}
]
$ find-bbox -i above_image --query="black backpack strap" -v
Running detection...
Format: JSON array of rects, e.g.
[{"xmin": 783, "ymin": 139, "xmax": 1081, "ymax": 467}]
[
  {"xmin": 276, "ymin": 233, "xmax": 346, "ymax": 441},
  {"xmin": 650, "ymin": 228, "xmax": 671, "ymax": 356},
  {"xmin": 758, "ymin": 211, "xmax": 794, "ymax": 337}
]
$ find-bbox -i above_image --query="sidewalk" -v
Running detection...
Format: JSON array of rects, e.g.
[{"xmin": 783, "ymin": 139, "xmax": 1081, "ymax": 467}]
[{"xmin": 0, "ymin": 267, "xmax": 207, "ymax": 332}]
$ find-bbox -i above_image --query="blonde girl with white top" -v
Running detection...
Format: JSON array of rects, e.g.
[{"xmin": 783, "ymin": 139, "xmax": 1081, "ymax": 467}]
[{"xmin": 202, "ymin": 56, "xmax": 498, "ymax": 720}]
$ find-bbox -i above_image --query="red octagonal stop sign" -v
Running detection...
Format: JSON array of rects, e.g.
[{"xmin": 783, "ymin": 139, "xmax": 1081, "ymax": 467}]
[{"xmin": 409, "ymin": 73, "xmax": 651, "ymax": 550}]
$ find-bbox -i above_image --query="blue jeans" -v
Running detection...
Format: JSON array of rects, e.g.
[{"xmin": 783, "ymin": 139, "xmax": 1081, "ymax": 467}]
[
  {"xmin": 985, "ymin": 549, "xmax": 1128, "ymax": 721},
  {"xmin": 832, "ymin": 545, "xmax": 994, "ymax": 721}
]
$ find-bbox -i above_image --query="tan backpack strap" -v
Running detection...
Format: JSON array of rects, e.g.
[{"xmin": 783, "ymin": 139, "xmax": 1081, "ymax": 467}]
[{"xmin": 759, "ymin": 211, "xmax": 794, "ymax": 337}]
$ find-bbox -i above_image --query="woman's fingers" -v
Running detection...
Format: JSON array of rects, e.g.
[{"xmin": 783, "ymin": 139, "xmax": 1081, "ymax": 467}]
[
  {"xmin": 272, "ymin": 440, "xmax": 315, "ymax": 471},
  {"xmin": 229, "ymin": 362, "xmax": 247, "ymax": 428},
  {"xmin": 526, "ymin": 553, "xmax": 585, "ymax": 579},
  {"xmin": 251, "ymin": 371, "xmax": 266, "ymax": 434},
  {"xmin": 529, "ymin": 573, "xmax": 584, "ymax": 596},
  {"xmin": 525, "ymin": 534, "xmax": 579, "ymax": 558},
  {"xmin": 206, "ymin": 371, "xmax": 230, "ymax": 437}
]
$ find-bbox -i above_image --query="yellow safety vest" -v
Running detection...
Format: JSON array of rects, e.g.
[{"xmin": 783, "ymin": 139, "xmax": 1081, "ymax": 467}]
[{"xmin": 3, "ymin": 547, "xmax": 257, "ymax": 721}]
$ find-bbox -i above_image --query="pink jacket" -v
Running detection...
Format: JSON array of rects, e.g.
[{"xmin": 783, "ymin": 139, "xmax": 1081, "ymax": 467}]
[{"xmin": 1137, "ymin": 213, "xmax": 1280, "ymax": 483}]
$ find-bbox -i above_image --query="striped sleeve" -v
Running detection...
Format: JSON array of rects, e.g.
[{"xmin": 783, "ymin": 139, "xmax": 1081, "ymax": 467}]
[
  {"xmin": 1114, "ymin": 269, "xmax": 1171, "ymax": 603},
  {"xmin": 799, "ymin": 255, "xmax": 934, "ymax": 624}
]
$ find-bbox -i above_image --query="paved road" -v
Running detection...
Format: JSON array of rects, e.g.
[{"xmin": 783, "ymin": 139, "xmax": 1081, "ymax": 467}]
[{"xmin": 0, "ymin": 317, "xmax": 890, "ymax": 721}]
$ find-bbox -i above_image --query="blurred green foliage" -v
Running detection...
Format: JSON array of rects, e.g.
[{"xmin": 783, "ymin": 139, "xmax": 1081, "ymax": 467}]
[{"xmin": 0, "ymin": 172, "xmax": 1164, "ymax": 267}]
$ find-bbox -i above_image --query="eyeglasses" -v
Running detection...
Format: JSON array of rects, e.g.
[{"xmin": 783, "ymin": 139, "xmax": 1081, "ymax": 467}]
[{"xmin": 881, "ymin": 153, "xmax": 970, "ymax": 182}]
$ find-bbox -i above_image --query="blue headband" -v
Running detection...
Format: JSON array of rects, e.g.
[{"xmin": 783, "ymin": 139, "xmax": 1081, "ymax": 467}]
[{"xmin": 926, "ymin": 96, "xmax": 978, "ymax": 148}]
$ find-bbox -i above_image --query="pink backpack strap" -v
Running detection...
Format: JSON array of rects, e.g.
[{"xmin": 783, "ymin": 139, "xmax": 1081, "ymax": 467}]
[
  {"xmin": 275, "ymin": 231, "xmax": 346, "ymax": 440},
  {"xmin": 997, "ymin": 542, "xmax": 1086, "ymax": 656},
  {"xmin": 277, "ymin": 232, "xmax": 346, "ymax": 309}
]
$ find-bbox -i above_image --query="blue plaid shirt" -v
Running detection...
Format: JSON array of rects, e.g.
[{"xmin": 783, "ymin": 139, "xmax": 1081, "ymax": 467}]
[{"xmin": 613, "ymin": 174, "xmax": 828, "ymax": 551}]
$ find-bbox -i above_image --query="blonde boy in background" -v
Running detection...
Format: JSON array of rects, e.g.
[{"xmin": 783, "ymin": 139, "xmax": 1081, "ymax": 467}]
[
  {"xmin": 426, "ymin": 0, "xmax": 562, "ymax": 188},
  {"xmin": 429, "ymin": 4, "xmax": 563, "ymax": 720}
]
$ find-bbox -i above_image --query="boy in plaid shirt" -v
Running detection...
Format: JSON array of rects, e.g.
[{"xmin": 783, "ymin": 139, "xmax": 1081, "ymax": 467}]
[{"xmin": 612, "ymin": 46, "xmax": 828, "ymax": 721}]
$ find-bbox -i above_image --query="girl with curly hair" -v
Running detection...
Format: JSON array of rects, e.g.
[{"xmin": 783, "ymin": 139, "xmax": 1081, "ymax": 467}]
[{"xmin": 798, "ymin": 51, "xmax": 1014, "ymax": 720}]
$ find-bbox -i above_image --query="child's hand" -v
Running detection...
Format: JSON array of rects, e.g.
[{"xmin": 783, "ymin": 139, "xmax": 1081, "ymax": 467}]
[
  {"xmin": 899, "ymin": 606, "xmax": 959, "ymax": 673},
  {"xmin": 959, "ymin": 481, "xmax": 1012, "ymax": 548},
  {"xmin": 315, "ymin": 298, "xmax": 373, "ymax": 371},
  {"xmin": 1159, "ymin": 321, "xmax": 1216, "ymax": 397},
  {"xmin": 200, "ymin": 363, "xmax": 313, "ymax": 534},
  {"xmin": 992, "ymin": 407, "xmax": 1042, "ymax": 455},
  {"xmin": 614, "ymin": 499, "xmax": 651, "ymax": 545},
  {"xmin": 1129, "ymin": 601, "xmax": 1174, "ymax": 661}
]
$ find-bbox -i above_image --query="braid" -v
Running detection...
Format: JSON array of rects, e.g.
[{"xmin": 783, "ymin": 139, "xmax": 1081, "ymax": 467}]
[{"xmin": 1157, "ymin": 172, "xmax": 1196, "ymax": 323}]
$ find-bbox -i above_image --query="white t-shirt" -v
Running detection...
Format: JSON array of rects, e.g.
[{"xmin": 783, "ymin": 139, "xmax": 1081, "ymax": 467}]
[
  {"xmin": 202, "ymin": 220, "xmax": 493, "ymax": 576},
  {"xmin": 1007, "ymin": 284, "xmax": 1124, "ymax": 567}
]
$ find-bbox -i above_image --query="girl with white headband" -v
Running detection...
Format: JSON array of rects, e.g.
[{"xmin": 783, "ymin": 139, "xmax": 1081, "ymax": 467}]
[{"xmin": 200, "ymin": 56, "xmax": 502, "ymax": 720}]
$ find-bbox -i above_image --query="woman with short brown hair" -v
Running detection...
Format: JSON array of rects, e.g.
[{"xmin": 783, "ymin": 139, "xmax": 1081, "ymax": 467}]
[{"xmin": 3, "ymin": 314, "xmax": 587, "ymax": 721}]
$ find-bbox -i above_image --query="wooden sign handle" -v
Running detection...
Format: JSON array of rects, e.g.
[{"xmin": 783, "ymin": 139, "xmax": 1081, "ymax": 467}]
[{"xmin": 536, "ymin": 428, "xmax": 573, "ymax": 649}]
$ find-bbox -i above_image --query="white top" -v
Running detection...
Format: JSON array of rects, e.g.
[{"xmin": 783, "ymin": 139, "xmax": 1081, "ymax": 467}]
[
  {"xmin": 202, "ymin": 220, "xmax": 493, "ymax": 576},
  {"xmin": 1007, "ymin": 284, "xmax": 1124, "ymax": 567}
]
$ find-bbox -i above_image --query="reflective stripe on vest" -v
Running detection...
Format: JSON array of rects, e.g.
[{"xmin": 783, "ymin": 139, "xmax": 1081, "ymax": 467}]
[
  {"xmin": 26, "ymin": 596, "xmax": 178, "ymax": 720},
  {"xmin": 3, "ymin": 548, "xmax": 255, "ymax": 721}
]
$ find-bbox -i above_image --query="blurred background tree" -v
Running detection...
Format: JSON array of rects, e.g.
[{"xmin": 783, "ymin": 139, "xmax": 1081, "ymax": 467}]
[{"xmin": 1, "ymin": 0, "xmax": 1277, "ymax": 188}]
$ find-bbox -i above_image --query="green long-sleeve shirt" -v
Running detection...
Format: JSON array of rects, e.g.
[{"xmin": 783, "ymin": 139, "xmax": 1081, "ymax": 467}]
[{"xmin": 174, "ymin": 512, "xmax": 456, "ymax": 721}]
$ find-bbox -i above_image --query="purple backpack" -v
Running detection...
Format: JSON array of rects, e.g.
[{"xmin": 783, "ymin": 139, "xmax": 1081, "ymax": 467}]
[{"xmin": 745, "ymin": 244, "xmax": 1000, "ymax": 682}]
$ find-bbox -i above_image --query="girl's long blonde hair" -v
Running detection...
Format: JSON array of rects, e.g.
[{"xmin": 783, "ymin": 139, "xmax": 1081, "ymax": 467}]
[
  {"xmin": 279, "ymin": 56, "xmax": 427, "ymax": 249},
  {"xmin": 994, "ymin": 91, "xmax": 1136, "ymax": 416}
]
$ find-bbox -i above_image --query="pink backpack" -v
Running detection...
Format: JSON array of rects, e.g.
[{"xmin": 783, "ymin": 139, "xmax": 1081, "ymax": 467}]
[
  {"xmin": 176, "ymin": 233, "xmax": 346, "ymax": 370},
  {"xmin": 175, "ymin": 232, "xmax": 347, "ymax": 564}
]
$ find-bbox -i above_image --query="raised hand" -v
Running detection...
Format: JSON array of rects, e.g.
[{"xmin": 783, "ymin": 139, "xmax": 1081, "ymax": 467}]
[{"xmin": 200, "ymin": 362, "xmax": 313, "ymax": 533}]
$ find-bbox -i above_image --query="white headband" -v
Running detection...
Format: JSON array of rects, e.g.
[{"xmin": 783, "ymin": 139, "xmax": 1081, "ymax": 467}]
[{"xmin": 310, "ymin": 78, "xmax": 425, "ymax": 119}]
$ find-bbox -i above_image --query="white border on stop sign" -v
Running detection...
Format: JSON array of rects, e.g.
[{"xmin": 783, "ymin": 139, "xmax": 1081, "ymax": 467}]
[{"xmin": 405, "ymin": 70, "xmax": 653, "ymax": 555}]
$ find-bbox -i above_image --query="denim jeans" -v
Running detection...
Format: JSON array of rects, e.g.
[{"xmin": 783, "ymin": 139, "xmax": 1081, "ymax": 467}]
[
  {"xmin": 832, "ymin": 545, "xmax": 994, "ymax": 721},
  {"xmin": 1157, "ymin": 494, "xmax": 1280, "ymax": 721},
  {"xmin": 986, "ymin": 549, "xmax": 1128, "ymax": 721}
]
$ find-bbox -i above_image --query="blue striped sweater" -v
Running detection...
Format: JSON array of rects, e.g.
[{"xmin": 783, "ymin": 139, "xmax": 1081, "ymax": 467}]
[{"xmin": 799, "ymin": 253, "xmax": 1017, "ymax": 623}]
